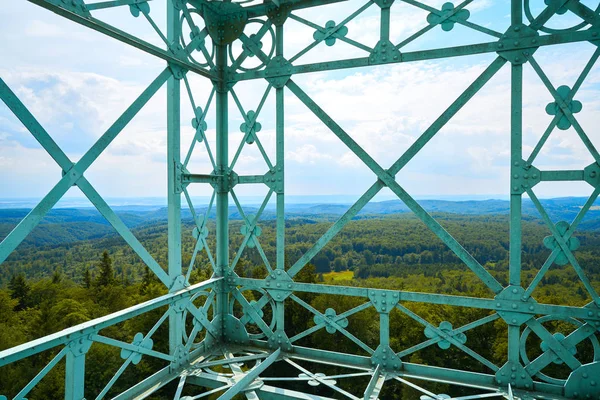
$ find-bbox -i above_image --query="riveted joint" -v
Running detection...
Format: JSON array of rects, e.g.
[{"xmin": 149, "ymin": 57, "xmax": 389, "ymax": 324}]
[
  {"xmin": 369, "ymin": 290, "xmax": 400, "ymax": 313},
  {"xmin": 371, "ymin": 345, "xmax": 402, "ymax": 372},
  {"xmin": 53, "ymin": 0, "xmax": 91, "ymax": 17},
  {"xmin": 373, "ymin": 0, "xmax": 394, "ymax": 9},
  {"xmin": 174, "ymin": 162, "xmax": 185, "ymax": 194},
  {"xmin": 511, "ymin": 160, "xmax": 541, "ymax": 195},
  {"xmin": 264, "ymin": 167, "xmax": 284, "ymax": 193},
  {"xmin": 495, "ymin": 286, "xmax": 536, "ymax": 326},
  {"xmin": 496, "ymin": 361, "xmax": 533, "ymax": 390},
  {"xmin": 497, "ymin": 24, "xmax": 540, "ymax": 65},
  {"xmin": 62, "ymin": 165, "xmax": 81, "ymax": 187},
  {"xmin": 268, "ymin": 329, "xmax": 292, "ymax": 352},
  {"xmin": 67, "ymin": 335, "xmax": 93, "ymax": 356}
]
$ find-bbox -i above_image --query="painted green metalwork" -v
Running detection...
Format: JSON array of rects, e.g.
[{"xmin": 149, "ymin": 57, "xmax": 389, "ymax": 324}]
[{"xmin": 1, "ymin": 0, "xmax": 600, "ymax": 398}]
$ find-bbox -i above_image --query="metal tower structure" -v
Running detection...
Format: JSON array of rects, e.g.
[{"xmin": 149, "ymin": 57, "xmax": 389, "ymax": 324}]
[{"xmin": 1, "ymin": 0, "xmax": 600, "ymax": 398}]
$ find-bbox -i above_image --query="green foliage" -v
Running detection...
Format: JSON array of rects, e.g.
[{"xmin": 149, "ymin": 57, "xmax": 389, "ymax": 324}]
[{"xmin": 0, "ymin": 213, "xmax": 599, "ymax": 398}]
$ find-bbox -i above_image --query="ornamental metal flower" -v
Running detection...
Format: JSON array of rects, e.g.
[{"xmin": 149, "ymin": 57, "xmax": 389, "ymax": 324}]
[
  {"xmin": 314, "ymin": 308, "xmax": 348, "ymax": 334},
  {"xmin": 120, "ymin": 332, "xmax": 153, "ymax": 364},
  {"xmin": 424, "ymin": 321, "xmax": 466, "ymax": 350},
  {"xmin": 240, "ymin": 110, "xmax": 262, "ymax": 145},
  {"xmin": 240, "ymin": 215, "xmax": 262, "ymax": 248},
  {"xmin": 129, "ymin": 1, "xmax": 150, "ymax": 17},
  {"xmin": 540, "ymin": 332, "xmax": 577, "ymax": 364},
  {"xmin": 313, "ymin": 20, "xmax": 348, "ymax": 47},
  {"xmin": 427, "ymin": 2, "xmax": 470, "ymax": 32},
  {"xmin": 544, "ymin": 0, "xmax": 568, "ymax": 15},
  {"xmin": 242, "ymin": 34, "xmax": 263, "ymax": 57},
  {"xmin": 298, "ymin": 372, "xmax": 336, "ymax": 387},
  {"xmin": 545, "ymin": 85, "xmax": 582, "ymax": 130},
  {"xmin": 543, "ymin": 220, "xmax": 580, "ymax": 266},
  {"xmin": 191, "ymin": 106, "xmax": 208, "ymax": 143}
]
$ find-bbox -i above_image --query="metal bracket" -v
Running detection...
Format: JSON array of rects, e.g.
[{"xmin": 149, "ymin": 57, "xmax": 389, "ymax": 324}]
[
  {"xmin": 264, "ymin": 167, "xmax": 284, "ymax": 193},
  {"xmin": 565, "ymin": 361, "xmax": 600, "ymax": 398},
  {"xmin": 368, "ymin": 290, "xmax": 399, "ymax": 313},
  {"xmin": 223, "ymin": 314, "xmax": 251, "ymax": 345},
  {"xmin": 371, "ymin": 345, "xmax": 402, "ymax": 372},
  {"xmin": 265, "ymin": 56, "xmax": 293, "ymax": 88},
  {"xmin": 267, "ymin": 329, "xmax": 292, "ymax": 351},
  {"xmin": 175, "ymin": 162, "xmax": 185, "ymax": 194},
  {"xmin": 496, "ymin": 361, "xmax": 534, "ymax": 390},
  {"xmin": 266, "ymin": 3, "xmax": 293, "ymax": 25},
  {"xmin": 495, "ymin": 286, "xmax": 537, "ymax": 326},
  {"xmin": 584, "ymin": 162, "xmax": 600, "ymax": 188},
  {"xmin": 370, "ymin": 40, "xmax": 401, "ymax": 64},
  {"xmin": 373, "ymin": 0, "xmax": 394, "ymax": 9},
  {"xmin": 171, "ymin": 344, "xmax": 190, "ymax": 371},
  {"xmin": 67, "ymin": 335, "xmax": 93, "ymax": 357},
  {"xmin": 265, "ymin": 269, "xmax": 293, "ymax": 302},
  {"xmin": 201, "ymin": 1, "xmax": 248, "ymax": 46},
  {"xmin": 497, "ymin": 24, "xmax": 540, "ymax": 65},
  {"xmin": 511, "ymin": 160, "xmax": 541, "ymax": 195},
  {"xmin": 48, "ymin": 0, "xmax": 91, "ymax": 17}
]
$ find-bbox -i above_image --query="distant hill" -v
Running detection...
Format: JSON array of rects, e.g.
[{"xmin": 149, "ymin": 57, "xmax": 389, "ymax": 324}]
[{"xmin": 1, "ymin": 197, "xmax": 599, "ymax": 247}]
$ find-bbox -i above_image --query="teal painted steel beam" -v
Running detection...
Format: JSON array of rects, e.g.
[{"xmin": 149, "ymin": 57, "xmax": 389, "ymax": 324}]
[
  {"xmin": 86, "ymin": 0, "xmax": 152, "ymax": 11},
  {"xmin": 167, "ymin": 0, "xmax": 184, "ymax": 359},
  {"xmin": 0, "ymin": 78, "xmax": 172, "ymax": 288},
  {"xmin": 0, "ymin": 69, "xmax": 172, "ymax": 268},
  {"xmin": 27, "ymin": 0, "xmax": 216, "ymax": 80},
  {"xmin": 230, "ymin": 29, "xmax": 598, "ymax": 82},
  {"xmin": 218, "ymin": 349, "xmax": 281, "ymax": 400},
  {"xmin": 0, "ymin": 278, "xmax": 220, "ymax": 366},
  {"xmin": 285, "ymin": 57, "xmax": 506, "ymax": 280},
  {"xmin": 215, "ymin": 40, "xmax": 230, "ymax": 334},
  {"xmin": 286, "ymin": 79, "xmax": 504, "ymax": 294}
]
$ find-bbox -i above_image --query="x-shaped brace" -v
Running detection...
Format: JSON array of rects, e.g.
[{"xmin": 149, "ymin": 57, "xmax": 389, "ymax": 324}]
[{"xmin": 0, "ymin": 74, "xmax": 172, "ymax": 286}]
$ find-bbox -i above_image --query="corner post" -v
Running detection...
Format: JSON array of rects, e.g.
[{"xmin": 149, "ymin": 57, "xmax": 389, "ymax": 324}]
[
  {"xmin": 275, "ymin": 23, "xmax": 286, "ymax": 332},
  {"xmin": 167, "ymin": 0, "xmax": 183, "ymax": 355},
  {"xmin": 508, "ymin": 0, "xmax": 523, "ymax": 365},
  {"xmin": 215, "ymin": 42, "xmax": 230, "ymax": 330}
]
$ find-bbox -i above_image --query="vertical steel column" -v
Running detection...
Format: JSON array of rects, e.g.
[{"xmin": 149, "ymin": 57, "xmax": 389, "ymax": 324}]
[
  {"xmin": 508, "ymin": 0, "xmax": 523, "ymax": 364},
  {"xmin": 65, "ymin": 350, "xmax": 86, "ymax": 399},
  {"xmin": 215, "ymin": 43, "xmax": 229, "ymax": 327},
  {"xmin": 275, "ymin": 24, "xmax": 285, "ymax": 331},
  {"xmin": 167, "ymin": 0, "xmax": 183, "ymax": 355},
  {"xmin": 380, "ymin": 2, "xmax": 391, "ymax": 41}
]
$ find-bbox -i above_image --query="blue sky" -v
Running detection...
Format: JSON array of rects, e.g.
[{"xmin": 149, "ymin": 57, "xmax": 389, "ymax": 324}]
[{"xmin": 1, "ymin": 0, "xmax": 599, "ymax": 203}]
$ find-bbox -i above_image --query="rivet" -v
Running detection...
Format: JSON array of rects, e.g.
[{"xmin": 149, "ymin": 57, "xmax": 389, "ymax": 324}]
[{"xmin": 512, "ymin": 288, "xmax": 518, "ymax": 294}]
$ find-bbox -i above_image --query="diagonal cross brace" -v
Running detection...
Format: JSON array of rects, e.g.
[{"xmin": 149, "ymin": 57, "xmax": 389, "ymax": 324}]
[
  {"xmin": 285, "ymin": 57, "xmax": 507, "ymax": 281},
  {"xmin": 286, "ymin": 78, "xmax": 504, "ymax": 294},
  {"xmin": 219, "ymin": 348, "xmax": 281, "ymax": 400},
  {"xmin": 0, "ymin": 72, "xmax": 172, "ymax": 287}
]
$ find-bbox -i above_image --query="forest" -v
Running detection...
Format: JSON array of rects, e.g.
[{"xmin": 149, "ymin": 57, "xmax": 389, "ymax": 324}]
[{"xmin": 0, "ymin": 212, "xmax": 599, "ymax": 399}]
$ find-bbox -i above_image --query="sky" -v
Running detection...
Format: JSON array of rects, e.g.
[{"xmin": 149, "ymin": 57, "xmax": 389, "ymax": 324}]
[{"xmin": 1, "ymin": 0, "xmax": 600, "ymax": 205}]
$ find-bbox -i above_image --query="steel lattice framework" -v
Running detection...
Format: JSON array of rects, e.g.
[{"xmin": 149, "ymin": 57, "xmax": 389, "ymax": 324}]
[{"xmin": 1, "ymin": 0, "xmax": 600, "ymax": 398}]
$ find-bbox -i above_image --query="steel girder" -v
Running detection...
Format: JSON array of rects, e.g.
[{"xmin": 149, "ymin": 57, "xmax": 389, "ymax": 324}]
[{"xmin": 1, "ymin": 0, "xmax": 600, "ymax": 399}]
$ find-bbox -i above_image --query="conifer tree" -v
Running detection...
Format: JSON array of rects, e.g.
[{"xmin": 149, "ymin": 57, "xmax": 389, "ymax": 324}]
[
  {"xmin": 83, "ymin": 266, "xmax": 92, "ymax": 289},
  {"xmin": 96, "ymin": 250, "xmax": 115, "ymax": 287},
  {"xmin": 8, "ymin": 273, "xmax": 30, "ymax": 311}
]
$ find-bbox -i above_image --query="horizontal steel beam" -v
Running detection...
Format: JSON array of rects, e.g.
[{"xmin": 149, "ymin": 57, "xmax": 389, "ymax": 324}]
[
  {"xmin": 229, "ymin": 28, "xmax": 600, "ymax": 82},
  {"xmin": 28, "ymin": 0, "xmax": 216, "ymax": 80},
  {"xmin": 232, "ymin": 277, "xmax": 600, "ymax": 321},
  {"xmin": 0, "ymin": 278, "xmax": 221, "ymax": 366}
]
